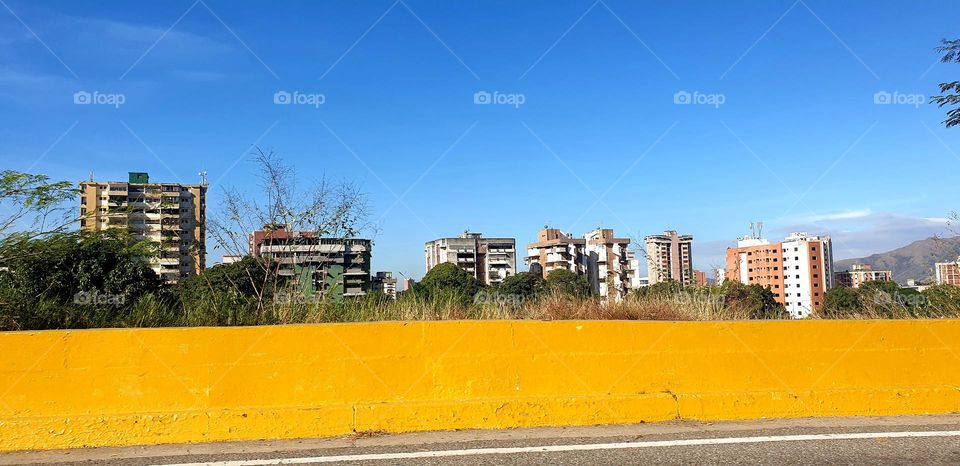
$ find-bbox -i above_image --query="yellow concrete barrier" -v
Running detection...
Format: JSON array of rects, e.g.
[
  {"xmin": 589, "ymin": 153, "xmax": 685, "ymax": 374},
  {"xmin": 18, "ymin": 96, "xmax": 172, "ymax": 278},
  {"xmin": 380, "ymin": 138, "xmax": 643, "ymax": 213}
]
[{"xmin": 1, "ymin": 320, "xmax": 959, "ymax": 451}]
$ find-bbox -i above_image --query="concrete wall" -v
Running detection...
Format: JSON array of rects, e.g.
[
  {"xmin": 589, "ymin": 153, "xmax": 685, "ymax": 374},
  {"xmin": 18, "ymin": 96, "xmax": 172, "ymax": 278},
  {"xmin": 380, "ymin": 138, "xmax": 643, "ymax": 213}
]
[{"xmin": 2, "ymin": 320, "xmax": 959, "ymax": 451}]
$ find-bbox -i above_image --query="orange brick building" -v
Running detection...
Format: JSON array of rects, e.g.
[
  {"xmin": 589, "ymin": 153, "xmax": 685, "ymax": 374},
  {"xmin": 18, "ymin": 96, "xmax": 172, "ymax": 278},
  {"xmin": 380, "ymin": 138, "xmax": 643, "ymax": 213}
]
[{"xmin": 725, "ymin": 233, "xmax": 834, "ymax": 318}]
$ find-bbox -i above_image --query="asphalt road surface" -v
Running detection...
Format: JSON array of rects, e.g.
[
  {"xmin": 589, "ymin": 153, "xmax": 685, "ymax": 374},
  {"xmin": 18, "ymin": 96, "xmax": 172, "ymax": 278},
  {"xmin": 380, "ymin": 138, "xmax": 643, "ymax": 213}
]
[{"xmin": 4, "ymin": 415, "xmax": 960, "ymax": 465}]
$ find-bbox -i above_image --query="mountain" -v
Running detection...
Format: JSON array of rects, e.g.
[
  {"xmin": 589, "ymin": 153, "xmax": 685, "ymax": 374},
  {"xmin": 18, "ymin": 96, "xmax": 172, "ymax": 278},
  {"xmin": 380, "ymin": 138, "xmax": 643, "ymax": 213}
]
[{"xmin": 834, "ymin": 236, "xmax": 960, "ymax": 284}]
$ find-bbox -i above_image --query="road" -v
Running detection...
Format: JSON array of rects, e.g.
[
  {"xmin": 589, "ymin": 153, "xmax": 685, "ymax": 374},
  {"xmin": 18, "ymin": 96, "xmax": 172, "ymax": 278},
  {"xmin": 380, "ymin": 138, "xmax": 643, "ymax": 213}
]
[{"xmin": 4, "ymin": 415, "xmax": 960, "ymax": 465}]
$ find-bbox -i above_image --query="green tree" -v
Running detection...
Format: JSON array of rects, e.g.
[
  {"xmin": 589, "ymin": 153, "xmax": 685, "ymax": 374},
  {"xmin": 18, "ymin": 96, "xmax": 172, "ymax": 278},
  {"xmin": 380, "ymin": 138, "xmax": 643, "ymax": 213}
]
[
  {"xmin": 931, "ymin": 39, "xmax": 960, "ymax": 128},
  {"xmin": 922, "ymin": 284, "xmax": 960, "ymax": 317},
  {"xmin": 722, "ymin": 281, "xmax": 785, "ymax": 319},
  {"xmin": 176, "ymin": 256, "xmax": 279, "ymax": 326},
  {"xmin": 0, "ymin": 231, "xmax": 161, "ymax": 330},
  {"xmin": 0, "ymin": 170, "xmax": 77, "ymax": 263},
  {"xmin": 499, "ymin": 272, "xmax": 545, "ymax": 299},
  {"xmin": 822, "ymin": 287, "xmax": 862, "ymax": 317},
  {"xmin": 545, "ymin": 268, "xmax": 591, "ymax": 298},
  {"xmin": 419, "ymin": 262, "xmax": 480, "ymax": 296}
]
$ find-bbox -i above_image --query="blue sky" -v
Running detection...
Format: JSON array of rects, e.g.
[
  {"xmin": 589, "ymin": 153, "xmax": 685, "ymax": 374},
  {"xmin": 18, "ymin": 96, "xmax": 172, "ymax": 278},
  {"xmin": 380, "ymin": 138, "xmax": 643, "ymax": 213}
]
[{"xmin": 1, "ymin": 0, "xmax": 958, "ymax": 279}]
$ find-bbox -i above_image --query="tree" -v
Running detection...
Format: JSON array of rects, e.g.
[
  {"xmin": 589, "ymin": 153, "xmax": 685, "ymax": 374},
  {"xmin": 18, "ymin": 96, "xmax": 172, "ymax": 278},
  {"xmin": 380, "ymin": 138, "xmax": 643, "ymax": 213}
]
[
  {"xmin": 545, "ymin": 268, "xmax": 591, "ymax": 298},
  {"xmin": 721, "ymin": 281, "xmax": 785, "ymax": 319},
  {"xmin": 499, "ymin": 272, "xmax": 545, "ymax": 299},
  {"xmin": 822, "ymin": 287, "xmax": 862, "ymax": 317},
  {"xmin": 931, "ymin": 39, "xmax": 960, "ymax": 128},
  {"xmin": 0, "ymin": 231, "xmax": 161, "ymax": 330},
  {"xmin": 419, "ymin": 262, "xmax": 480, "ymax": 296},
  {"xmin": 0, "ymin": 170, "xmax": 77, "ymax": 263},
  {"xmin": 207, "ymin": 147, "xmax": 372, "ymax": 313},
  {"xmin": 176, "ymin": 256, "xmax": 278, "ymax": 326}
]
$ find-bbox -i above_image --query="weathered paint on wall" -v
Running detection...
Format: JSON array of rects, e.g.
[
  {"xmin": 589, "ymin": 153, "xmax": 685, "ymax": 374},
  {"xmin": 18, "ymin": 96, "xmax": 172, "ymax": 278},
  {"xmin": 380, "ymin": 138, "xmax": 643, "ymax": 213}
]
[{"xmin": 1, "ymin": 320, "xmax": 959, "ymax": 451}]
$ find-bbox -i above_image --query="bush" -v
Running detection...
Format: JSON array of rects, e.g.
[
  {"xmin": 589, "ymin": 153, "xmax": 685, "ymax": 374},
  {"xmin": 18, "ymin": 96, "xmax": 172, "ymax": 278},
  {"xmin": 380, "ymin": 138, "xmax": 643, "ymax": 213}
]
[{"xmin": 545, "ymin": 269, "xmax": 591, "ymax": 298}]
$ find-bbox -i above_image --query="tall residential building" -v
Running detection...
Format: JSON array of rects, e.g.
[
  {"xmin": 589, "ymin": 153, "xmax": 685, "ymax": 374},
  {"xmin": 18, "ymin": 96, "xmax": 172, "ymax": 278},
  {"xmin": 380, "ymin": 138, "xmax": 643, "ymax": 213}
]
[
  {"xmin": 935, "ymin": 259, "xmax": 960, "ymax": 286},
  {"xmin": 424, "ymin": 231, "xmax": 516, "ymax": 286},
  {"xmin": 583, "ymin": 228, "xmax": 632, "ymax": 301},
  {"xmin": 644, "ymin": 230, "xmax": 694, "ymax": 286},
  {"xmin": 526, "ymin": 227, "xmax": 632, "ymax": 301},
  {"xmin": 80, "ymin": 172, "xmax": 206, "ymax": 283},
  {"xmin": 525, "ymin": 227, "xmax": 587, "ymax": 277},
  {"xmin": 725, "ymin": 232, "xmax": 834, "ymax": 318},
  {"xmin": 693, "ymin": 270, "xmax": 708, "ymax": 287},
  {"xmin": 249, "ymin": 225, "xmax": 371, "ymax": 297},
  {"xmin": 372, "ymin": 271, "xmax": 398, "ymax": 299},
  {"xmin": 834, "ymin": 264, "xmax": 892, "ymax": 288}
]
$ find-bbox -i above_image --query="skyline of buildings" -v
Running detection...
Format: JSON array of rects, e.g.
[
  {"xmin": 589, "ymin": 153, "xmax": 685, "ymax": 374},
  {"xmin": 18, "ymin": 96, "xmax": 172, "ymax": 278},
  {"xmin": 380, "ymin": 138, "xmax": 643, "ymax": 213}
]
[{"xmin": 78, "ymin": 172, "xmax": 959, "ymax": 306}]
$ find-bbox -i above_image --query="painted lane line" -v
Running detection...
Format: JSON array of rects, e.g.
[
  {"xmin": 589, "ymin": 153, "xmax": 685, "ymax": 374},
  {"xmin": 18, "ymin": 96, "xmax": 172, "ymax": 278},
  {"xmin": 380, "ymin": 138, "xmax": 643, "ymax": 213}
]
[{"xmin": 156, "ymin": 430, "xmax": 960, "ymax": 465}]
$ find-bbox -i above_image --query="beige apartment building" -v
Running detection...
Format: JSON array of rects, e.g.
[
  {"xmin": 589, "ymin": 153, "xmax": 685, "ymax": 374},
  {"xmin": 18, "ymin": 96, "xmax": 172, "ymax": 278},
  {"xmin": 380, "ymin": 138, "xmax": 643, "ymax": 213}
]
[
  {"xmin": 526, "ymin": 227, "xmax": 632, "ymax": 301},
  {"xmin": 834, "ymin": 264, "xmax": 892, "ymax": 288},
  {"xmin": 645, "ymin": 230, "xmax": 694, "ymax": 286},
  {"xmin": 424, "ymin": 231, "xmax": 516, "ymax": 286},
  {"xmin": 935, "ymin": 259, "xmax": 960, "ymax": 286},
  {"xmin": 80, "ymin": 172, "xmax": 206, "ymax": 283}
]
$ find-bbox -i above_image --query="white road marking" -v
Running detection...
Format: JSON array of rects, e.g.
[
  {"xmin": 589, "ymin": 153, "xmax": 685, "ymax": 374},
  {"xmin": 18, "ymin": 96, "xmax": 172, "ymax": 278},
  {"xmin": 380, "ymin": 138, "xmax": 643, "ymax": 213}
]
[{"xmin": 156, "ymin": 430, "xmax": 960, "ymax": 465}]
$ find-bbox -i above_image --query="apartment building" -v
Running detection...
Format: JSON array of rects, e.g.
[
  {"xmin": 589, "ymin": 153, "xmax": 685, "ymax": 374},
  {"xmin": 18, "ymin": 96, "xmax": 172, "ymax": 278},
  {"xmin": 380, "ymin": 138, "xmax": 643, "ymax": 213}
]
[
  {"xmin": 525, "ymin": 227, "xmax": 587, "ymax": 277},
  {"xmin": 249, "ymin": 225, "xmax": 371, "ymax": 297},
  {"xmin": 725, "ymin": 232, "xmax": 834, "ymax": 318},
  {"xmin": 834, "ymin": 264, "xmax": 892, "ymax": 288},
  {"xmin": 526, "ymin": 227, "xmax": 632, "ymax": 301},
  {"xmin": 693, "ymin": 270, "xmax": 708, "ymax": 286},
  {"xmin": 584, "ymin": 228, "xmax": 632, "ymax": 301},
  {"xmin": 424, "ymin": 231, "xmax": 516, "ymax": 286},
  {"xmin": 80, "ymin": 172, "xmax": 206, "ymax": 283},
  {"xmin": 935, "ymin": 259, "xmax": 960, "ymax": 286},
  {"xmin": 372, "ymin": 271, "xmax": 398, "ymax": 299},
  {"xmin": 645, "ymin": 230, "xmax": 694, "ymax": 286}
]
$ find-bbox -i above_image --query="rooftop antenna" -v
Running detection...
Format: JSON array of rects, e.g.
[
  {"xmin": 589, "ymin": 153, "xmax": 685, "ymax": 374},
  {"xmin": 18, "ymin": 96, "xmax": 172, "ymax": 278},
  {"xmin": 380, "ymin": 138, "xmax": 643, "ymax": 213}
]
[
  {"xmin": 198, "ymin": 171, "xmax": 208, "ymax": 186},
  {"xmin": 88, "ymin": 170, "xmax": 94, "ymax": 182},
  {"xmin": 756, "ymin": 220, "xmax": 764, "ymax": 239},
  {"xmin": 749, "ymin": 222, "xmax": 755, "ymax": 238}
]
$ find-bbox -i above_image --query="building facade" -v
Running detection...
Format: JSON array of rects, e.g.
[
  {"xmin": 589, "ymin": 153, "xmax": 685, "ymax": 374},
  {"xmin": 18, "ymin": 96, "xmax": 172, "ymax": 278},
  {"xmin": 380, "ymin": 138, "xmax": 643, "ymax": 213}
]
[
  {"xmin": 249, "ymin": 226, "xmax": 371, "ymax": 297},
  {"xmin": 644, "ymin": 230, "xmax": 694, "ymax": 286},
  {"xmin": 526, "ymin": 227, "xmax": 632, "ymax": 301},
  {"xmin": 725, "ymin": 232, "xmax": 834, "ymax": 318},
  {"xmin": 424, "ymin": 231, "xmax": 516, "ymax": 286},
  {"xmin": 935, "ymin": 259, "xmax": 960, "ymax": 286},
  {"xmin": 583, "ymin": 228, "xmax": 632, "ymax": 301},
  {"xmin": 834, "ymin": 264, "xmax": 892, "ymax": 288},
  {"xmin": 372, "ymin": 271, "xmax": 398, "ymax": 299},
  {"xmin": 693, "ymin": 270, "xmax": 708, "ymax": 287},
  {"xmin": 525, "ymin": 228, "xmax": 587, "ymax": 278},
  {"xmin": 80, "ymin": 172, "xmax": 206, "ymax": 283}
]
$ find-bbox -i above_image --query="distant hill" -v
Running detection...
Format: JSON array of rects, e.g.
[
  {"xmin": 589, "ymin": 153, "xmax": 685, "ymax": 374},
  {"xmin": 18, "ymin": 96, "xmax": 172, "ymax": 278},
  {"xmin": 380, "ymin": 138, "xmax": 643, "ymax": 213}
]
[{"xmin": 834, "ymin": 236, "xmax": 960, "ymax": 284}]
